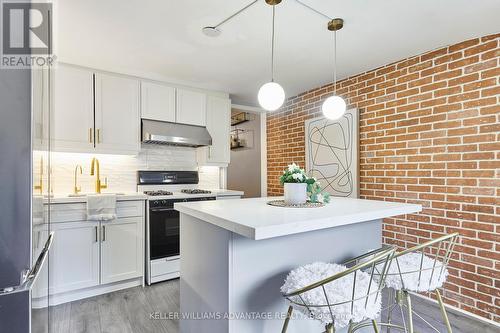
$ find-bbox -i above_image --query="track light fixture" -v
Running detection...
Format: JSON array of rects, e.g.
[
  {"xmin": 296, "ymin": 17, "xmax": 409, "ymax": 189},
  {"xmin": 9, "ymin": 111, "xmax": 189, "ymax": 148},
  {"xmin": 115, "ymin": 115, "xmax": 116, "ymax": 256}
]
[{"xmin": 202, "ymin": 0, "xmax": 346, "ymax": 113}]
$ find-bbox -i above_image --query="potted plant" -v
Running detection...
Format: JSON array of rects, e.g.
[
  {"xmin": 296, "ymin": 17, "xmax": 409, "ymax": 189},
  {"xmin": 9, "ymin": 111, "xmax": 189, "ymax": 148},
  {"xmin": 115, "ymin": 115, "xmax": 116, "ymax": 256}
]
[
  {"xmin": 279, "ymin": 163, "xmax": 314, "ymax": 205},
  {"xmin": 279, "ymin": 163, "xmax": 331, "ymax": 205}
]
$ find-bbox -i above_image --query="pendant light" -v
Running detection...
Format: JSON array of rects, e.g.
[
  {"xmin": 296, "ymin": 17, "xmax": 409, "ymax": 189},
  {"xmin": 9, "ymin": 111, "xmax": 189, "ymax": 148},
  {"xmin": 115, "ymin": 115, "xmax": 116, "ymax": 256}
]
[
  {"xmin": 322, "ymin": 18, "xmax": 346, "ymax": 120},
  {"xmin": 258, "ymin": 0, "xmax": 285, "ymax": 111}
]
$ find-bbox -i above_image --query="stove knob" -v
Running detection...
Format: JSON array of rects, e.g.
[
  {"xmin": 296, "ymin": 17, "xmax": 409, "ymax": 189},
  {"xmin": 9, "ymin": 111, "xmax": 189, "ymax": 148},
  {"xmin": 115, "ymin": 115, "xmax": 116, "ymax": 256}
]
[
  {"xmin": 152, "ymin": 201, "xmax": 159, "ymax": 207},
  {"xmin": 161, "ymin": 200, "xmax": 167, "ymax": 205}
]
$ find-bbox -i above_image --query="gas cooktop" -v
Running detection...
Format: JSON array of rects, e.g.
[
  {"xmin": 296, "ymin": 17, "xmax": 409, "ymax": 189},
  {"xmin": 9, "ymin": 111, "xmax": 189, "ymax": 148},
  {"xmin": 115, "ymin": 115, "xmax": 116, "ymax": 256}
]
[
  {"xmin": 181, "ymin": 189, "xmax": 212, "ymax": 195},
  {"xmin": 143, "ymin": 190, "xmax": 173, "ymax": 196}
]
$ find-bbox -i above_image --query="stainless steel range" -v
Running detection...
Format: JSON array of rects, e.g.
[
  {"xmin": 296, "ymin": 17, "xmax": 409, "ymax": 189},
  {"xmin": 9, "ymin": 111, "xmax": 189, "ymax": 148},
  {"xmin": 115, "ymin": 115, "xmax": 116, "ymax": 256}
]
[{"xmin": 138, "ymin": 171, "xmax": 216, "ymax": 284}]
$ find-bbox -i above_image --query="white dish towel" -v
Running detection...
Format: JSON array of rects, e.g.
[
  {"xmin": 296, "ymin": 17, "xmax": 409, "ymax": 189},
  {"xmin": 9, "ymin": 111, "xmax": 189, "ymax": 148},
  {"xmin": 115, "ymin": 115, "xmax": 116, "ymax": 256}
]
[{"xmin": 87, "ymin": 194, "xmax": 117, "ymax": 221}]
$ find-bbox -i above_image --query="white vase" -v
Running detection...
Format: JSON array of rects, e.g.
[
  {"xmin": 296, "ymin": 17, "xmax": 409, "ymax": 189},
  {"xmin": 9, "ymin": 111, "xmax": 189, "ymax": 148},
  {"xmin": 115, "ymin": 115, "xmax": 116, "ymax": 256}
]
[{"xmin": 284, "ymin": 183, "xmax": 307, "ymax": 205}]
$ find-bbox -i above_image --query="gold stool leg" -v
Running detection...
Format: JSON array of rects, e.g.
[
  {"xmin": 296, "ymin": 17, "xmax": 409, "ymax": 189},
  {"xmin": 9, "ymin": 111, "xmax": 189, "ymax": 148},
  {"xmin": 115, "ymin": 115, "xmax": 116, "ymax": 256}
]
[
  {"xmin": 281, "ymin": 306, "xmax": 293, "ymax": 333},
  {"xmin": 325, "ymin": 323, "xmax": 335, "ymax": 333},
  {"xmin": 371, "ymin": 320, "xmax": 380, "ymax": 333},
  {"xmin": 436, "ymin": 289, "xmax": 453, "ymax": 333},
  {"xmin": 404, "ymin": 291, "xmax": 414, "ymax": 333},
  {"xmin": 347, "ymin": 320, "xmax": 353, "ymax": 333}
]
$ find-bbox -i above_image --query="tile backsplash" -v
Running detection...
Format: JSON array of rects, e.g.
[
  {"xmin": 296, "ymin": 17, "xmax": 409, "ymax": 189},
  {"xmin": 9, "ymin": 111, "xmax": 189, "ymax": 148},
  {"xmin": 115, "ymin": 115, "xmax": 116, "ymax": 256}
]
[{"xmin": 34, "ymin": 145, "xmax": 220, "ymax": 195}]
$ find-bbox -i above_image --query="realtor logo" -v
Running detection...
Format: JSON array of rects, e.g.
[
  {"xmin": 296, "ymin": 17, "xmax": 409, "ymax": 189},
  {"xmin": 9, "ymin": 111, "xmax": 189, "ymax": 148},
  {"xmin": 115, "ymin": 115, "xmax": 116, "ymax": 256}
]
[{"xmin": 1, "ymin": 1, "xmax": 54, "ymax": 68}]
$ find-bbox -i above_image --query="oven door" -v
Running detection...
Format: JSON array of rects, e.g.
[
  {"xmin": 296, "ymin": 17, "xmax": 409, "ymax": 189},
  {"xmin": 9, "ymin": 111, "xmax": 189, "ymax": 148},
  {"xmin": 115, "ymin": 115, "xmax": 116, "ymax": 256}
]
[{"xmin": 149, "ymin": 207, "xmax": 180, "ymax": 260}]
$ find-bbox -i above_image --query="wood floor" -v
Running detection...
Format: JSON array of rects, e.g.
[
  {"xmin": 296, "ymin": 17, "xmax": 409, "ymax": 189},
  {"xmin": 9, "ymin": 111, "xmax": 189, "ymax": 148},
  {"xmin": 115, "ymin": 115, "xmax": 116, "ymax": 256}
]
[{"xmin": 35, "ymin": 279, "xmax": 496, "ymax": 333}]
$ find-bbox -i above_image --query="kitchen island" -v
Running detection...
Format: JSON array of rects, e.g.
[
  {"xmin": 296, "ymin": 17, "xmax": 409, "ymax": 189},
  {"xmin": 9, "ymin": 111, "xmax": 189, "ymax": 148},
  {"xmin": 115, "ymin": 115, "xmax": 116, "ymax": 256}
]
[{"xmin": 174, "ymin": 197, "xmax": 421, "ymax": 333}]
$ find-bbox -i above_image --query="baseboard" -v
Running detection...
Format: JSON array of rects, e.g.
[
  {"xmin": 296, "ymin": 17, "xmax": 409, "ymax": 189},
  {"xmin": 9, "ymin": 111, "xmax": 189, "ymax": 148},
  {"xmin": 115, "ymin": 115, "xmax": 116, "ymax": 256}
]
[
  {"xmin": 409, "ymin": 291, "xmax": 500, "ymax": 328},
  {"xmin": 32, "ymin": 278, "xmax": 143, "ymax": 308}
]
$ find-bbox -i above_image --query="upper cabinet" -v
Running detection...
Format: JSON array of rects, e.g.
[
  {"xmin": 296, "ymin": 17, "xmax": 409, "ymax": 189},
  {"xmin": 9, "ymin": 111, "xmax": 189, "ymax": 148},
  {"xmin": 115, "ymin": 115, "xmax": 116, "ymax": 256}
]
[
  {"xmin": 197, "ymin": 95, "xmax": 231, "ymax": 165},
  {"xmin": 94, "ymin": 73, "xmax": 140, "ymax": 154},
  {"xmin": 52, "ymin": 65, "xmax": 94, "ymax": 152},
  {"xmin": 141, "ymin": 81, "xmax": 176, "ymax": 123},
  {"xmin": 51, "ymin": 64, "xmax": 140, "ymax": 155},
  {"xmin": 176, "ymin": 88, "xmax": 207, "ymax": 127},
  {"xmin": 50, "ymin": 63, "xmax": 230, "ymax": 161}
]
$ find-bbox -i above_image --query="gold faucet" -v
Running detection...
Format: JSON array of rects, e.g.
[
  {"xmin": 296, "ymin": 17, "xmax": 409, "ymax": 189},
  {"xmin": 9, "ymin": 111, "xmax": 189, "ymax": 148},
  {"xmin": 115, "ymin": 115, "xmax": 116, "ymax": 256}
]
[
  {"xmin": 73, "ymin": 165, "xmax": 83, "ymax": 195},
  {"xmin": 34, "ymin": 156, "xmax": 43, "ymax": 195},
  {"xmin": 90, "ymin": 157, "xmax": 107, "ymax": 194}
]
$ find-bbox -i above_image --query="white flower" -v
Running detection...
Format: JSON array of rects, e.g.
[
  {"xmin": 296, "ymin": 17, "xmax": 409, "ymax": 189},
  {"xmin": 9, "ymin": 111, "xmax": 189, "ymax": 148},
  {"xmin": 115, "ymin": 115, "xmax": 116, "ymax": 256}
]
[
  {"xmin": 316, "ymin": 193, "xmax": 324, "ymax": 203},
  {"xmin": 288, "ymin": 163, "xmax": 298, "ymax": 172},
  {"xmin": 292, "ymin": 173, "xmax": 304, "ymax": 181}
]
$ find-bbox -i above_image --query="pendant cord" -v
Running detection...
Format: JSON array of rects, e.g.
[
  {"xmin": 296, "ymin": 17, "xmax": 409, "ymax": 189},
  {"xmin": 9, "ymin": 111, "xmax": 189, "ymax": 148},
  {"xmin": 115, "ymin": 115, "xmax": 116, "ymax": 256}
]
[
  {"xmin": 271, "ymin": 5, "xmax": 276, "ymax": 82},
  {"xmin": 333, "ymin": 29, "xmax": 337, "ymax": 95}
]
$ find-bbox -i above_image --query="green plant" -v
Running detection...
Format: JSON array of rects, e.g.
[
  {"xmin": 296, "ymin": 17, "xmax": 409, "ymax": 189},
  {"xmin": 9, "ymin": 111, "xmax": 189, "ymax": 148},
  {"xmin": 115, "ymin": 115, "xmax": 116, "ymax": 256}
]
[
  {"xmin": 279, "ymin": 163, "xmax": 314, "ymax": 185},
  {"xmin": 279, "ymin": 163, "xmax": 331, "ymax": 204},
  {"xmin": 307, "ymin": 181, "xmax": 331, "ymax": 204}
]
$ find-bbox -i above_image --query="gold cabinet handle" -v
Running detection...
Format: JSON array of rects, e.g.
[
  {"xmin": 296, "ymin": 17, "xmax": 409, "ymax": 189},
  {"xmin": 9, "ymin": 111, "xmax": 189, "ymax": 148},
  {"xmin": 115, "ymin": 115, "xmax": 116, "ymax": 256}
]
[
  {"xmin": 89, "ymin": 128, "xmax": 93, "ymax": 143},
  {"xmin": 97, "ymin": 129, "xmax": 101, "ymax": 144}
]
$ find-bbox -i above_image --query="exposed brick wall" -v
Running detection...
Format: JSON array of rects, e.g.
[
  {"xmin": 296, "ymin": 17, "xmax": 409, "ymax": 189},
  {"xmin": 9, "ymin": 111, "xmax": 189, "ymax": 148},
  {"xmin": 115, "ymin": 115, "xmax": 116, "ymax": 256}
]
[{"xmin": 267, "ymin": 34, "xmax": 499, "ymax": 321}]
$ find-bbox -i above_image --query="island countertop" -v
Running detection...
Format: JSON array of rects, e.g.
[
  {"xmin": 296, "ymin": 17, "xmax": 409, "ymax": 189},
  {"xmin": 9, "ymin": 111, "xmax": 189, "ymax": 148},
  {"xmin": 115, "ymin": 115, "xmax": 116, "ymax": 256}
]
[{"xmin": 174, "ymin": 197, "xmax": 422, "ymax": 240}]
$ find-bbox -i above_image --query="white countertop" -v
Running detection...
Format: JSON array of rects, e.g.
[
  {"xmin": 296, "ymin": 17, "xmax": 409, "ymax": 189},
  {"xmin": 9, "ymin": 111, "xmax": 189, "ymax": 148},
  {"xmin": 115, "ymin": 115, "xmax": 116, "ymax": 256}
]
[
  {"xmin": 175, "ymin": 197, "xmax": 422, "ymax": 240},
  {"xmin": 209, "ymin": 189, "xmax": 244, "ymax": 197},
  {"xmin": 43, "ymin": 193, "xmax": 147, "ymax": 204}
]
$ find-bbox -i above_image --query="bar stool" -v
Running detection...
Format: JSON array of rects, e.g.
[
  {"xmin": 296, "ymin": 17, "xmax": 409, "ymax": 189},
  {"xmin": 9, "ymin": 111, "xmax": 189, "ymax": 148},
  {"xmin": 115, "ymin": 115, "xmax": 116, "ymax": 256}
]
[
  {"xmin": 280, "ymin": 247, "xmax": 395, "ymax": 333},
  {"xmin": 378, "ymin": 233, "xmax": 459, "ymax": 333}
]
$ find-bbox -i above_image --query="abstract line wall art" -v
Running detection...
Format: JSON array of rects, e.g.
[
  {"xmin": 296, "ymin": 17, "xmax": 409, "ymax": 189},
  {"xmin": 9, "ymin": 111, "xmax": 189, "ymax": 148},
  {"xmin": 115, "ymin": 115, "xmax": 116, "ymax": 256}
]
[{"xmin": 305, "ymin": 109, "xmax": 359, "ymax": 198}]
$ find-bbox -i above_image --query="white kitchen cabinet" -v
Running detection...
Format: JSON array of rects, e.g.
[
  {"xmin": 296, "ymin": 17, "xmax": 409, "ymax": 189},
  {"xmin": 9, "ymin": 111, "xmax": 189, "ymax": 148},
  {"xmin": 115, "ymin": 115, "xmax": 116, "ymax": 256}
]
[
  {"xmin": 141, "ymin": 81, "xmax": 176, "ymax": 123},
  {"xmin": 95, "ymin": 73, "xmax": 140, "ymax": 154},
  {"xmin": 49, "ymin": 221, "xmax": 100, "ymax": 294},
  {"xmin": 101, "ymin": 217, "xmax": 143, "ymax": 284},
  {"xmin": 37, "ymin": 200, "xmax": 145, "ymax": 306},
  {"xmin": 52, "ymin": 65, "xmax": 94, "ymax": 152},
  {"xmin": 51, "ymin": 64, "xmax": 140, "ymax": 154},
  {"xmin": 176, "ymin": 88, "xmax": 207, "ymax": 126},
  {"xmin": 197, "ymin": 95, "xmax": 231, "ymax": 165}
]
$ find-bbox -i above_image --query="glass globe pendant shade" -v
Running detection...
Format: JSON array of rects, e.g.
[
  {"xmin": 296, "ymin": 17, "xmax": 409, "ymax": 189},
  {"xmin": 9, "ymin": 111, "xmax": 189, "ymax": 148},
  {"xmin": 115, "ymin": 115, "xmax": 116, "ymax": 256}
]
[
  {"xmin": 322, "ymin": 95, "xmax": 346, "ymax": 120},
  {"xmin": 258, "ymin": 81, "xmax": 285, "ymax": 111}
]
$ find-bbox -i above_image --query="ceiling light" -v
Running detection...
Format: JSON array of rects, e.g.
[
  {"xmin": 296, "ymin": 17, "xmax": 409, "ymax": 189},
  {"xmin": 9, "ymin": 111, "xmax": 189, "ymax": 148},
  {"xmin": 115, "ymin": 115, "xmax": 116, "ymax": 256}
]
[
  {"xmin": 322, "ymin": 18, "xmax": 346, "ymax": 120},
  {"xmin": 257, "ymin": 2, "xmax": 285, "ymax": 111},
  {"xmin": 258, "ymin": 82, "xmax": 285, "ymax": 111}
]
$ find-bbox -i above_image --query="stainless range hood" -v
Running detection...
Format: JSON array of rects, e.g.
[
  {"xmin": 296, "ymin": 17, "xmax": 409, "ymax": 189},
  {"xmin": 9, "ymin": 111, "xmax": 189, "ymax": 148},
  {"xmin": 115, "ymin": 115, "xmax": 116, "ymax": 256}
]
[{"xmin": 142, "ymin": 119, "xmax": 212, "ymax": 147}]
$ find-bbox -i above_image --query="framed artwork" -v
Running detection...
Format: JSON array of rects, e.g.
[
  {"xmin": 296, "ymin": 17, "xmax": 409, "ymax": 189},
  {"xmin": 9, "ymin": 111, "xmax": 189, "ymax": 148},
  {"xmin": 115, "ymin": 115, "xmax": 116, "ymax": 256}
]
[{"xmin": 305, "ymin": 109, "xmax": 359, "ymax": 198}]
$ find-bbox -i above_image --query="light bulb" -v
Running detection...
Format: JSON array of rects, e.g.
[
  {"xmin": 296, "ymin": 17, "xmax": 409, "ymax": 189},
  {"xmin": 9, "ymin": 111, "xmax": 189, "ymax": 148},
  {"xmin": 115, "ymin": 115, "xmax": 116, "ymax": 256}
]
[
  {"xmin": 258, "ymin": 82, "xmax": 285, "ymax": 111},
  {"xmin": 322, "ymin": 95, "xmax": 346, "ymax": 120}
]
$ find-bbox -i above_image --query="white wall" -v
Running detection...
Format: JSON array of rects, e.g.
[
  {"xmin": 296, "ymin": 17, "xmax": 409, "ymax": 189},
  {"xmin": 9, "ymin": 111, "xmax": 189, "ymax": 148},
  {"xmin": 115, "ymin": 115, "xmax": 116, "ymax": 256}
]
[
  {"xmin": 34, "ymin": 145, "xmax": 220, "ymax": 195},
  {"xmin": 227, "ymin": 111, "xmax": 261, "ymax": 198}
]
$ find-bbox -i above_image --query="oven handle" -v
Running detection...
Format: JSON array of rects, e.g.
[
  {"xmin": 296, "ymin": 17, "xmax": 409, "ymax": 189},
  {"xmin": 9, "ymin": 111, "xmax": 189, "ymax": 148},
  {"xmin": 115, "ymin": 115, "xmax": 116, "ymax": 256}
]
[{"xmin": 150, "ymin": 207, "xmax": 177, "ymax": 212}]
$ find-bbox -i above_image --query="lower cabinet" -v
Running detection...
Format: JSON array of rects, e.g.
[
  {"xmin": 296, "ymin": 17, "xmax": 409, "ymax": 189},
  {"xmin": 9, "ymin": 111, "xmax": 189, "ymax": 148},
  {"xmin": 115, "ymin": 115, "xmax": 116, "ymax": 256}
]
[
  {"xmin": 37, "ymin": 200, "xmax": 145, "ymax": 306},
  {"xmin": 49, "ymin": 221, "xmax": 100, "ymax": 294},
  {"xmin": 49, "ymin": 217, "xmax": 143, "ymax": 295},
  {"xmin": 101, "ymin": 217, "xmax": 143, "ymax": 284}
]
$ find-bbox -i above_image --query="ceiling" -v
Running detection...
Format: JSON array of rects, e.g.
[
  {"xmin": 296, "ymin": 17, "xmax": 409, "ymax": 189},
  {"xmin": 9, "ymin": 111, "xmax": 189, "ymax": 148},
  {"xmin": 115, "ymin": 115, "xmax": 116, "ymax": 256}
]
[{"xmin": 57, "ymin": 0, "xmax": 500, "ymax": 106}]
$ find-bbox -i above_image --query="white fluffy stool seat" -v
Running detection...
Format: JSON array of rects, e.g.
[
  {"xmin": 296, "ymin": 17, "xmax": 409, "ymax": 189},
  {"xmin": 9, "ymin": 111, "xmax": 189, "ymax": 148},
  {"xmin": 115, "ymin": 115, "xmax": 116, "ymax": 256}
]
[
  {"xmin": 281, "ymin": 262, "xmax": 382, "ymax": 330},
  {"xmin": 382, "ymin": 252, "xmax": 448, "ymax": 292}
]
